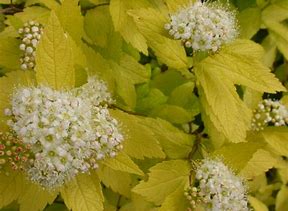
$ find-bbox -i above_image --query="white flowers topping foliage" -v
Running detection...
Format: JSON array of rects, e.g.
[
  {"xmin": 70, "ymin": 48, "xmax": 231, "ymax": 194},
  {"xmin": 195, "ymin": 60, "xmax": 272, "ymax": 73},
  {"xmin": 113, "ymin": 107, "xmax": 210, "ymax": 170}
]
[
  {"xmin": 5, "ymin": 77, "xmax": 123, "ymax": 189},
  {"xmin": 18, "ymin": 21, "xmax": 43, "ymax": 70},
  {"xmin": 165, "ymin": 0, "xmax": 238, "ymax": 52},
  {"xmin": 252, "ymin": 99, "xmax": 288, "ymax": 131},
  {"xmin": 185, "ymin": 159, "xmax": 248, "ymax": 211}
]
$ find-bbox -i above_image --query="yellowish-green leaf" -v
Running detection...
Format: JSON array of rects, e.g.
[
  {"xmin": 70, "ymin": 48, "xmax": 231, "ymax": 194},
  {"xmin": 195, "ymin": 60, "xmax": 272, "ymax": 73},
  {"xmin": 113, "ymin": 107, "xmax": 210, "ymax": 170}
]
[
  {"xmin": 0, "ymin": 171, "xmax": 24, "ymax": 208},
  {"xmin": 243, "ymin": 87, "xmax": 263, "ymax": 110},
  {"xmin": 133, "ymin": 160, "xmax": 190, "ymax": 205},
  {"xmin": 159, "ymin": 188, "xmax": 189, "ymax": 211},
  {"xmin": 18, "ymin": 182, "xmax": 57, "ymax": 211},
  {"xmin": 213, "ymin": 134, "xmax": 266, "ymax": 172},
  {"xmin": 129, "ymin": 8, "xmax": 187, "ymax": 69},
  {"xmin": 35, "ymin": 12, "xmax": 75, "ymax": 89},
  {"xmin": 164, "ymin": 0, "xmax": 194, "ymax": 12},
  {"xmin": 240, "ymin": 149, "xmax": 277, "ymax": 179},
  {"xmin": 276, "ymin": 185, "xmax": 288, "ymax": 211},
  {"xmin": 120, "ymin": 194, "xmax": 157, "ymax": 211},
  {"xmin": 61, "ymin": 172, "xmax": 104, "ymax": 211},
  {"xmin": 248, "ymin": 196, "xmax": 269, "ymax": 211},
  {"xmin": 261, "ymin": 35, "xmax": 277, "ymax": 68},
  {"xmin": 0, "ymin": 71, "xmax": 35, "ymax": 131},
  {"xmin": 239, "ymin": 7, "xmax": 261, "ymax": 39},
  {"xmin": 261, "ymin": 127, "xmax": 288, "ymax": 156},
  {"xmin": 0, "ymin": 37, "xmax": 21, "ymax": 71},
  {"xmin": 102, "ymin": 152, "xmax": 144, "ymax": 176},
  {"xmin": 97, "ymin": 165, "xmax": 132, "ymax": 197},
  {"xmin": 265, "ymin": 21, "xmax": 288, "ymax": 60},
  {"xmin": 25, "ymin": 0, "xmax": 60, "ymax": 10},
  {"xmin": 110, "ymin": 0, "xmax": 149, "ymax": 54},
  {"xmin": 110, "ymin": 109, "xmax": 165, "ymax": 159},
  {"xmin": 56, "ymin": 0, "xmax": 84, "ymax": 43},
  {"xmin": 13, "ymin": 6, "xmax": 50, "ymax": 26},
  {"xmin": 262, "ymin": 0, "xmax": 288, "ymax": 23}
]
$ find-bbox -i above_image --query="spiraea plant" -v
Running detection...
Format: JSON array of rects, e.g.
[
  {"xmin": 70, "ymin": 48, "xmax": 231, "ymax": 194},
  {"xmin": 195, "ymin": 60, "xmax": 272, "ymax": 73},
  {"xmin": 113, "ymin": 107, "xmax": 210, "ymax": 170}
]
[{"xmin": 0, "ymin": 0, "xmax": 287, "ymax": 211}]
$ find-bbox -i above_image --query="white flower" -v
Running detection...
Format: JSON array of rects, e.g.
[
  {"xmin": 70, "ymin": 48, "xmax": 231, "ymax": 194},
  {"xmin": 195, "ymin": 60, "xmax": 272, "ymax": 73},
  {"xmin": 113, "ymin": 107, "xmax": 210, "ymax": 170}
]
[
  {"xmin": 6, "ymin": 79, "xmax": 123, "ymax": 189},
  {"xmin": 185, "ymin": 158, "xmax": 248, "ymax": 211},
  {"xmin": 252, "ymin": 99, "xmax": 288, "ymax": 131},
  {"xmin": 165, "ymin": 0, "xmax": 238, "ymax": 52},
  {"xmin": 18, "ymin": 21, "xmax": 43, "ymax": 70}
]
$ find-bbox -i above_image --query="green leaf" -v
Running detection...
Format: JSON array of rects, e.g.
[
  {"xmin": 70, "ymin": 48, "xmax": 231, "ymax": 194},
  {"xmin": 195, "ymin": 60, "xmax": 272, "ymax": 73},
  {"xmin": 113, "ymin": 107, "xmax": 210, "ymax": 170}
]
[
  {"xmin": 0, "ymin": 171, "xmax": 24, "ymax": 209},
  {"xmin": 109, "ymin": 0, "xmax": 149, "ymax": 54},
  {"xmin": 0, "ymin": 37, "xmax": 22, "ymax": 71},
  {"xmin": 133, "ymin": 160, "xmax": 190, "ymax": 205},
  {"xmin": 97, "ymin": 165, "xmax": 132, "ymax": 197},
  {"xmin": 276, "ymin": 185, "xmax": 288, "ymax": 211},
  {"xmin": 129, "ymin": 8, "xmax": 188, "ymax": 69},
  {"xmin": 110, "ymin": 109, "xmax": 165, "ymax": 160},
  {"xmin": 18, "ymin": 182, "xmax": 57, "ymax": 211},
  {"xmin": 248, "ymin": 196, "xmax": 269, "ymax": 211},
  {"xmin": 261, "ymin": 127, "xmax": 288, "ymax": 156},
  {"xmin": 61, "ymin": 172, "xmax": 104, "ymax": 211},
  {"xmin": 240, "ymin": 149, "xmax": 277, "ymax": 179},
  {"xmin": 35, "ymin": 12, "xmax": 75, "ymax": 89},
  {"xmin": 102, "ymin": 152, "xmax": 144, "ymax": 176},
  {"xmin": 238, "ymin": 7, "xmax": 261, "ymax": 39},
  {"xmin": 56, "ymin": 0, "xmax": 84, "ymax": 43},
  {"xmin": 0, "ymin": 71, "xmax": 35, "ymax": 131},
  {"xmin": 159, "ymin": 188, "xmax": 189, "ymax": 211}
]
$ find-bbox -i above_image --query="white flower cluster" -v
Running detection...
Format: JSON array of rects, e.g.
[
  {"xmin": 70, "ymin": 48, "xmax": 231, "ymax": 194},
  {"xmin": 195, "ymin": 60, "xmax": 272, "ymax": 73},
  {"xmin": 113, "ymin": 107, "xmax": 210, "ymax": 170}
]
[
  {"xmin": 18, "ymin": 21, "xmax": 43, "ymax": 70},
  {"xmin": 165, "ymin": 0, "xmax": 238, "ymax": 52},
  {"xmin": 5, "ymin": 78, "xmax": 123, "ymax": 188},
  {"xmin": 252, "ymin": 99, "xmax": 288, "ymax": 131},
  {"xmin": 185, "ymin": 159, "xmax": 248, "ymax": 211}
]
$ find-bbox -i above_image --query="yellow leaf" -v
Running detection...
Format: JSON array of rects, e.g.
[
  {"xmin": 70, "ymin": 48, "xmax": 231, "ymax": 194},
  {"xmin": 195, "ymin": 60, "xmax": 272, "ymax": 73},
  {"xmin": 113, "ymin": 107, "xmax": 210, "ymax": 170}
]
[
  {"xmin": 159, "ymin": 188, "xmax": 189, "ymax": 211},
  {"xmin": 0, "ymin": 37, "xmax": 21, "ymax": 71},
  {"xmin": 0, "ymin": 71, "xmax": 35, "ymax": 131},
  {"xmin": 56, "ymin": 0, "xmax": 84, "ymax": 43},
  {"xmin": 102, "ymin": 152, "xmax": 144, "ymax": 176},
  {"xmin": 133, "ymin": 160, "xmax": 190, "ymax": 205},
  {"xmin": 18, "ymin": 182, "xmax": 57, "ymax": 211},
  {"xmin": 276, "ymin": 185, "xmax": 288, "ymax": 211},
  {"xmin": 240, "ymin": 149, "xmax": 277, "ymax": 179},
  {"xmin": 35, "ymin": 12, "xmax": 75, "ymax": 90},
  {"xmin": 129, "ymin": 8, "xmax": 187, "ymax": 69},
  {"xmin": 248, "ymin": 196, "xmax": 269, "ymax": 211},
  {"xmin": 97, "ymin": 165, "xmax": 132, "ymax": 197},
  {"xmin": 110, "ymin": 0, "xmax": 148, "ymax": 54},
  {"xmin": 110, "ymin": 109, "xmax": 165, "ymax": 160},
  {"xmin": 0, "ymin": 171, "xmax": 24, "ymax": 208},
  {"xmin": 238, "ymin": 7, "xmax": 261, "ymax": 39},
  {"xmin": 25, "ymin": 0, "xmax": 60, "ymax": 10},
  {"xmin": 61, "ymin": 172, "xmax": 104, "ymax": 211}
]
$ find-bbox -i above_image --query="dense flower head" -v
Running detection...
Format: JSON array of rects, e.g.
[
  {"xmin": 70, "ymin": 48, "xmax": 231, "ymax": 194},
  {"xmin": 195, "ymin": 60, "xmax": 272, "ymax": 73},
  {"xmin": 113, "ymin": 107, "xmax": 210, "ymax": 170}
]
[
  {"xmin": 5, "ymin": 78, "xmax": 123, "ymax": 188},
  {"xmin": 18, "ymin": 21, "xmax": 43, "ymax": 70},
  {"xmin": 252, "ymin": 99, "xmax": 288, "ymax": 131},
  {"xmin": 0, "ymin": 131, "xmax": 33, "ymax": 172},
  {"xmin": 185, "ymin": 158, "xmax": 248, "ymax": 211},
  {"xmin": 165, "ymin": 0, "xmax": 238, "ymax": 52}
]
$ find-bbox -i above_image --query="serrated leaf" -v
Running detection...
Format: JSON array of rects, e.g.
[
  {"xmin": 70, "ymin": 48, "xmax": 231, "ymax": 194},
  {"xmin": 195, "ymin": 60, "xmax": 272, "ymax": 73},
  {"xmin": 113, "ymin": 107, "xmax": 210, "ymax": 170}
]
[
  {"xmin": 35, "ymin": 12, "xmax": 75, "ymax": 89},
  {"xmin": 102, "ymin": 152, "xmax": 144, "ymax": 176},
  {"xmin": 240, "ymin": 149, "xmax": 277, "ymax": 179},
  {"xmin": 133, "ymin": 160, "xmax": 190, "ymax": 205},
  {"xmin": 18, "ymin": 183, "xmax": 57, "ymax": 211},
  {"xmin": 261, "ymin": 127, "xmax": 288, "ymax": 156},
  {"xmin": 276, "ymin": 185, "xmax": 288, "ymax": 211},
  {"xmin": 97, "ymin": 165, "xmax": 132, "ymax": 197},
  {"xmin": 248, "ymin": 196, "xmax": 269, "ymax": 211},
  {"xmin": 159, "ymin": 188, "xmax": 189, "ymax": 211},
  {"xmin": 129, "ymin": 8, "xmax": 188, "ymax": 69},
  {"xmin": 110, "ymin": 0, "xmax": 149, "ymax": 54},
  {"xmin": 56, "ymin": 0, "xmax": 84, "ymax": 43},
  {"xmin": 110, "ymin": 109, "xmax": 165, "ymax": 159},
  {"xmin": 0, "ymin": 71, "xmax": 35, "ymax": 131},
  {"xmin": 0, "ymin": 37, "xmax": 21, "ymax": 71},
  {"xmin": 61, "ymin": 172, "xmax": 104, "ymax": 211},
  {"xmin": 239, "ymin": 7, "xmax": 261, "ymax": 39},
  {"xmin": 0, "ymin": 171, "xmax": 24, "ymax": 209},
  {"xmin": 196, "ymin": 39, "xmax": 285, "ymax": 143}
]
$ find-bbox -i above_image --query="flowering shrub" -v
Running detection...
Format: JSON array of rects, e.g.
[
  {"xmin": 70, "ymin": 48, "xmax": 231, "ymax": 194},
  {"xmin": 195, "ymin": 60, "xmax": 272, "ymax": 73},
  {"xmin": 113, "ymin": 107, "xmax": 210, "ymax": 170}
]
[{"xmin": 0, "ymin": 0, "xmax": 287, "ymax": 211}]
